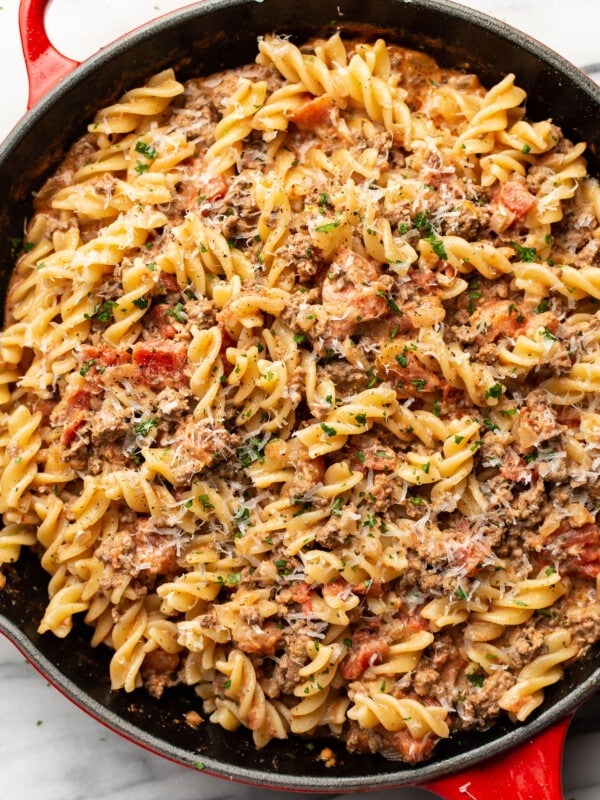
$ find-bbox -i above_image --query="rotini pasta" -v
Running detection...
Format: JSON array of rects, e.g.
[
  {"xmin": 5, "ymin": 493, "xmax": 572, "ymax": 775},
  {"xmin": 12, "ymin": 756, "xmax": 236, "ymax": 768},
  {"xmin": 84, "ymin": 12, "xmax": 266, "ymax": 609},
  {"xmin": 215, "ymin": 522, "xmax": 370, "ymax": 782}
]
[{"xmin": 0, "ymin": 32, "xmax": 598, "ymax": 767}]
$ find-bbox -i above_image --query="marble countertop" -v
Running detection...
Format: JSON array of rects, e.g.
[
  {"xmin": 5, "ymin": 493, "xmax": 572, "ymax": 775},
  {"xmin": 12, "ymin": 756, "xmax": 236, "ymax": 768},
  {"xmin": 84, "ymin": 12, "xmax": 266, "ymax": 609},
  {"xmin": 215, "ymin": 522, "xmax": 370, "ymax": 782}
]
[{"xmin": 0, "ymin": 1, "xmax": 599, "ymax": 799}]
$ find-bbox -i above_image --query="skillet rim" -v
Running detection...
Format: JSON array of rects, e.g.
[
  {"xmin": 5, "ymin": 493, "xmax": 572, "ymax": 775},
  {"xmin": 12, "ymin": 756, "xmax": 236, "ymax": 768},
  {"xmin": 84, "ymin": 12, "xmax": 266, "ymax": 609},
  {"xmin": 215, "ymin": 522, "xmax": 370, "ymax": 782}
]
[{"xmin": 0, "ymin": 0, "xmax": 599, "ymax": 790}]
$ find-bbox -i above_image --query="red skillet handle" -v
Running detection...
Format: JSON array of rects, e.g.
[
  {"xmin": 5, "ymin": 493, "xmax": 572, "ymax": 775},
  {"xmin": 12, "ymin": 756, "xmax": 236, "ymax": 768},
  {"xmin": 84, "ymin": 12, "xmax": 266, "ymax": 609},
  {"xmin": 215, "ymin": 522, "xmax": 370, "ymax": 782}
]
[
  {"xmin": 18, "ymin": 0, "xmax": 80, "ymax": 109},
  {"xmin": 422, "ymin": 715, "xmax": 573, "ymax": 800}
]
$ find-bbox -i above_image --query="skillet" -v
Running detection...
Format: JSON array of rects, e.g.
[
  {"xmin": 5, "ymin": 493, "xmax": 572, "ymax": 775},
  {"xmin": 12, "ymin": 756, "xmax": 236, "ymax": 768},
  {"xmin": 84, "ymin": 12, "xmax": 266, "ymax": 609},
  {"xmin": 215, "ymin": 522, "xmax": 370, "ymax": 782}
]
[{"xmin": 0, "ymin": 0, "xmax": 599, "ymax": 796}]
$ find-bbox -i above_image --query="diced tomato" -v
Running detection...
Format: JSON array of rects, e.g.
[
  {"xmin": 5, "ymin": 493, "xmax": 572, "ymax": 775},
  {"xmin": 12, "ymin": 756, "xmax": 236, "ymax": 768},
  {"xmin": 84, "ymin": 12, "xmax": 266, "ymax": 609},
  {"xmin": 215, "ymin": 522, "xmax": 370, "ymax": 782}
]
[
  {"xmin": 80, "ymin": 345, "xmax": 127, "ymax": 369},
  {"xmin": 142, "ymin": 650, "xmax": 180, "ymax": 675},
  {"xmin": 158, "ymin": 272, "xmax": 181, "ymax": 294},
  {"xmin": 390, "ymin": 729, "xmax": 437, "ymax": 764},
  {"xmin": 198, "ymin": 172, "xmax": 228, "ymax": 204},
  {"xmin": 340, "ymin": 630, "xmax": 390, "ymax": 680},
  {"xmin": 322, "ymin": 579, "xmax": 350, "ymax": 600},
  {"xmin": 495, "ymin": 180, "xmax": 536, "ymax": 219},
  {"xmin": 349, "ymin": 441, "xmax": 398, "ymax": 473},
  {"xmin": 377, "ymin": 342, "xmax": 444, "ymax": 399},
  {"xmin": 406, "ymin": 613, "xmax": 431, "ymax": 633},
  {"xmin": 132, "ymin": 341, "xmax": 188, "ymax": 389},
  {"xmin": 290, "ymin": 95, "xmax": 335, "ymax": 129},
  {"xmin": 557, "ymin": 407, "xmax": 581, "ymax": 429},
  {"xmin": 470, "ymin": 299, "xmax": 527, "ymax": 341},
  {"xmin": 499, "ymin": 450, "xmax": 531, "ymax": 484},
  {"xmin": 61, "ymin": 417, "xmax": 86, "ymax": 448},
  {"xmin": 288, "ymin": 581, "xmax": 313, "ymax": 606},
  {"xmin": 59, "ymin": 387, "xmax": 92, "ymax": 447},
  {"xmin": 133, "ymin": 522, "xmax": 179, "ymax": 575},
  {"xmin": 284, "ymin": 580, "xmax": 314, "ymax": 613},
  {"xmin": 235, "ymin": 623, "xmax": 283, "ymax": 657},
  {"xmin": 545, "ymin": 523, "xmax": 600, "ymax": 579},
  {"xmin": 352, "ymin": 580, "xmax": 384, "ymax": 597},
  {"xmin": 145, "ymin": 304, "xmax": 177, "ymax": 339},
  {"xmin": 65, "ymin": 386, "xmax": 91, "ymax": 411}
]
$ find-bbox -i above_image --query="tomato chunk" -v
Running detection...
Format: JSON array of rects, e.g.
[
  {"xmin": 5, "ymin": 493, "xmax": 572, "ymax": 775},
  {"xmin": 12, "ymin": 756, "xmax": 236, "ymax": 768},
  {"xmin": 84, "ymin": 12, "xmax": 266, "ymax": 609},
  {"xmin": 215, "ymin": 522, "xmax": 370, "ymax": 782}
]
[
  {"xmin": 132, "ymin": 341, "xmax": 188, "ymax": 389},
  {"xmin": 290, "ymin": 95, "xmax": 335, "ymax": 129},
  {"xmin": 198, "ymin": 173, "xmax": 228, "ymax": 204},
  {"xmin": 61, "ymin": 417, "xmax": 86, "ymax": 448},
  {"xmin": 158, "ymin": 272, "xmax": 181, "ymax": 294},
  {"xmin": 496, "ymin": 180, "xmax": 536, "ymax": 218},
  {"xmin": 544, "ymin": 522, "xmax": 600, "ymax": 578},
  {"xmin": 80, "ymin": 345, "xmax": 127, "ymax": 369},
  {"xmin": 65, "ymin": 386, "xmax": 92, "ymax": 411},
  {"xmin": 340, "ymin": 630, "xmax": 390, "ymax": 680}
]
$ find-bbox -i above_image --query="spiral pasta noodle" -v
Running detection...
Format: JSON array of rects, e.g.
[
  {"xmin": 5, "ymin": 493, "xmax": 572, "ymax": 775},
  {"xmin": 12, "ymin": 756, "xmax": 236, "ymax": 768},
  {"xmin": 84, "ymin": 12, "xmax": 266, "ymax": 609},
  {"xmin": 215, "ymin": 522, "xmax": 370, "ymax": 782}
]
[{"xmin": 0, "ymin": 31, "xmax": 598, "ymax": 767}]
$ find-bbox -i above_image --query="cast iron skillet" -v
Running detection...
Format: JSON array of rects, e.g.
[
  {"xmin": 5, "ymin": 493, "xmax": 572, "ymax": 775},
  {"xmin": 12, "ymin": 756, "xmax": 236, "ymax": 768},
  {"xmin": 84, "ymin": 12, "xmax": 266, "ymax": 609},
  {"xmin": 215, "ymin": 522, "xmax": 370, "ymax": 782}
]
[{"xmin": 0, "ymin": 0, "xmax": 599, "ymax": 796}]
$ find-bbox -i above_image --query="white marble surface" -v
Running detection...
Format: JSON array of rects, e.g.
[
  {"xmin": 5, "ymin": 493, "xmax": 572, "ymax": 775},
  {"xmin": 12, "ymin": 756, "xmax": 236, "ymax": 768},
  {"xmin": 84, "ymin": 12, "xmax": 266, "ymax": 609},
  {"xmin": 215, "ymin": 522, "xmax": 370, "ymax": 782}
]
[{"xmin": 0, "ymin": 1, "xmax": 599, "ymax": 799}]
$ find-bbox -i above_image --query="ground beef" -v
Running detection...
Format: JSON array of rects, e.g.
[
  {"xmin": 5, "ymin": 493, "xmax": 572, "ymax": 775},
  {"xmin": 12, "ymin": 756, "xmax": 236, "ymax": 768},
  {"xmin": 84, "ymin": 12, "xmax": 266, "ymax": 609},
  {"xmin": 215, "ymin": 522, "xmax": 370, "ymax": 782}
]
[{"xmin": 260, "ymin": 633, "xmax": 312, "ymax": 698}]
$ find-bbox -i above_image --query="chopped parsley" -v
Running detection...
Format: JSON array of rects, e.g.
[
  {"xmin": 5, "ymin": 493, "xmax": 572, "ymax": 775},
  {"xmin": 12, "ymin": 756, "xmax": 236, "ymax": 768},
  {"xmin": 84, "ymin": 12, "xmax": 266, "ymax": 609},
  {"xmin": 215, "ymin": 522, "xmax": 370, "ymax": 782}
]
[
  {"xmin": 197, "ymin": 493, "xmax": 214, "ymax": 510},
  {"xmin": 377, "ymin": 290, "xmax": 402, "ymax": 315},
  {"xmin": 320, "ymin": 422, "xmax": 338, "ymax": 437},
  {"xmin": 236, "ymin": 434, "xmax": 269, "ymax": 467},
  {"xmin": 483, "ymin": 417, "xmax": 499, "ymax": 432},
  {"xmin": 135, "ymin": 140, "xmax": 158, "ymax": 160},
  {"xmin": 234, "ymin": 506, "xmax": 251, "ymax": 523},
  {"xmin": 85, "ymin": 299, "xmax": 118, "ymax": 323},
  {"xmin": 133, "ymin": 417, "xmax": 158, "ymax": 436},
  {"xmin": 425, "ymin": 234, "xmax": 447, "ymax": 260},
  {"xmin": 79, "ymin": 359, "xmax": 96, "ymax": 377},
  {"xmin": 540, "ymin": 326, "xmax": 557, "ymax": 341},
  {"xmin": 511, "ymin": 241, "xmax": 537, "ymax": 262},
  {"xmin": 331, "ymin": 497, "xmax": 344, "ymax": 516},
  {"xmin": 413, "ymin": 211, "xmax": 433, "ymax": 235},
  {"xmin": 465, "ymin": 671, "xmax": 485, "ymax": 687},
  {"xmin": 485, "ymin": 383, "xmax": 503, "ymax": 400},
  {"xmin": 165, "ymin": 302, "xmax": 186, "ymax": 323},
  {"xmin": 508, "ymin": 303, "xmax": 525, "ymax": 322},
  {"xmin": 315, "ymin": 220, "xmax": 341, "ymax": 233},
  {"xmin": 365, "ymin": 365, "xmax": 381, "ymax": 388}
]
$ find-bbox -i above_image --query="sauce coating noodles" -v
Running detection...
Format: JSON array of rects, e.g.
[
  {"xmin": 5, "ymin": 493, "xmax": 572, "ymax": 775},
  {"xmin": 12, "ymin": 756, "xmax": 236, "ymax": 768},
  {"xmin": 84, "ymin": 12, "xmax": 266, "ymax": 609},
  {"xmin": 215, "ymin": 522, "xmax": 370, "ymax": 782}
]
[{"xmin": 1, "ymin": 34, "xmax": 599, "ymax": 762}]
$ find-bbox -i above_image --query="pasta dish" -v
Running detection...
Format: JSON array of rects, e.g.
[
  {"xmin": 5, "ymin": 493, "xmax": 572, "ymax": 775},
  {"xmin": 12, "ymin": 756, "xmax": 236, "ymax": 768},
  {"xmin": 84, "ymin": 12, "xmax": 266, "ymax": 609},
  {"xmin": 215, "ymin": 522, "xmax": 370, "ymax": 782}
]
[{"xmin": 0, "ymin": 32, "xmax": 599, "ymax": 763}]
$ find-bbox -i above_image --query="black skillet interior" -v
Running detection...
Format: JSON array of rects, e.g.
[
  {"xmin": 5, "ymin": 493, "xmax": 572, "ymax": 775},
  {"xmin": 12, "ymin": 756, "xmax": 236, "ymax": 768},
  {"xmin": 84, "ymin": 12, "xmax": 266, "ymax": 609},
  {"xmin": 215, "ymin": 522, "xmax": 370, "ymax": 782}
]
[{"xmin": 0, "ymin": 0, "xmax": 599, "ymax": 791}]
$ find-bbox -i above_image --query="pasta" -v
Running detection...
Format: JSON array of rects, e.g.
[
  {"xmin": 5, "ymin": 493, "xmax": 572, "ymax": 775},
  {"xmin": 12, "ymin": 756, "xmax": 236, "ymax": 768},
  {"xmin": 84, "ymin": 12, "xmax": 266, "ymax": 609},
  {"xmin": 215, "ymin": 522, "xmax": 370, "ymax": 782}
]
[{"xmin": 0, "ymin": 31, "xmax": 599, "ymax": 766}]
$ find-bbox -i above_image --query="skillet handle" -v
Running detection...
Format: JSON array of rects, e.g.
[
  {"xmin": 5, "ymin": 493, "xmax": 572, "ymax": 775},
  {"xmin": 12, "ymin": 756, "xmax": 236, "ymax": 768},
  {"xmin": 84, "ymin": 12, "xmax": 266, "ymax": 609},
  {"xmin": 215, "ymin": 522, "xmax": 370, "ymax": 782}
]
[
  {"xmin": 18, "ymin": 0, "xmax": 80, "ymax": 109},
  {"xmin": 421, "ymin": 715, "xmax": 573, "ymax": 800}
]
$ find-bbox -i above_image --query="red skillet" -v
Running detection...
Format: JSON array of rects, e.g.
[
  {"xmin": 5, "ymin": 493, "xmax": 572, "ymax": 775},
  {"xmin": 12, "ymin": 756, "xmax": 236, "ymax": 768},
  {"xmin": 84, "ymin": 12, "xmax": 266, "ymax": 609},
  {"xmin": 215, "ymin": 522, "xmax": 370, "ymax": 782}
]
[{"xmin": 1, "ymin": 1, "xmax": 599, "ymax": 797}]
